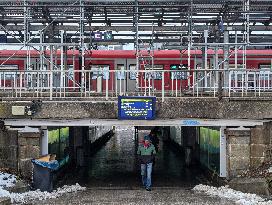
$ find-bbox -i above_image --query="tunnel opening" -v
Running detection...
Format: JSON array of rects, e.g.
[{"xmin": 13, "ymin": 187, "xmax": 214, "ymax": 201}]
[{"xmin": 49, "ymin": 125, "xmax": 223, "ymax": 189}]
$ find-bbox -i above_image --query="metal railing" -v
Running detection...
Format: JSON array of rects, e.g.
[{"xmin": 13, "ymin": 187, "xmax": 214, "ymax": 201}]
[{"xmin": 1, "ymin": 69, "xmax": 272, "ymax": 100}]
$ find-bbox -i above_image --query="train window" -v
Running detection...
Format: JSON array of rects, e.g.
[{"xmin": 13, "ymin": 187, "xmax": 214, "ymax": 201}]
[
  {"xmin": 117, "ymin": 64, "xmax": 125, "ymax": 80},
  {"xmin": 67, "ymin": 65, "xmax": 74, "ymax": 80},
  {"xmin": 170, "ymin": 64, "xmax": 187, "ymax": 80},
  {"xmin": 229, "ymin": 64, "xmax": 244, "ymax": 69},
  {"xmin": 129, "ymin": 65, "xmax": 137, "ymax": 80},
  {"xmin": 259, "ymin": 64, "xmax": 272, "ymax": 80},
  {"xmin": 259, "ymin": 64, "xmax": 272, "ymax": 69},
  {"xmin": 91, "ymin": 65, "xmax": 110, "ymax": 80},
  {"xmin": 145, "ymin": 65, "xmax": 163, "ymax": 80},
  {"xmin": 0, "ymin": 65, "xmax": 19, "ymax": 80}
]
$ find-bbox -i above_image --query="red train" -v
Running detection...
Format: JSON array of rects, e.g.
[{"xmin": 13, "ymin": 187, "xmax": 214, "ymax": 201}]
[{"xmin": 0, "ymin": 49, "xmax": 272, "ymax": 92}]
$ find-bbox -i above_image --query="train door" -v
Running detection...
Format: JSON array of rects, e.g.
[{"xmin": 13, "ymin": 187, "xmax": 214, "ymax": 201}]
[
  {"xmin": 115, "ymin": 58, "xmax": 126, "ymax": 94},
  {"xmin": 259, "ymin": 64, "xmax": 272, "ymax": 89},
  {"xmin": 88, "ymin": 60, "xmax": 114, "ymax": 92},
  {"xmin": 126, "ymin": 59, "xmax": 137, "ymax": 92},
  {"xmin": 0, "ymin": 64, "xmax": 19, "ymax": 88},
  {"xmin": 169, "ymin": 64, "xmax": 188, "ymax": 91},
  {"xmin": 144, "ymin": 64, "xmax": 164, "ymax": 91}
]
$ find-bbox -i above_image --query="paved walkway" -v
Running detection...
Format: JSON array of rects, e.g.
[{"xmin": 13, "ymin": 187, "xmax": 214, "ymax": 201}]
[{"xmin": 35, "ymin": 187, "xmax": 235, "ymax": 205}]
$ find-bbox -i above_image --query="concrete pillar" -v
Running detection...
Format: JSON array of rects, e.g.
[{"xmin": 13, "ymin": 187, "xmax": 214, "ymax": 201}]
[
  {"xmin": 250, "ymin": 122, "xmax": 271, "ymax": 168},
  {"xmin": 73, "ymin": 127, "xmax": 84, "ymax": 167},
  {"xmin": 41, "ymin": 128, "xmax": 48, "ymax": 155},
  {"xmin": 220, "ymin": 127, "xmax": 227, "ymax": 177},
  {"xmin": 18, "ymin": 128, "xmax": 41, "ymax": 180},
  {"xmin": 0, "ymin": 128, "xmax": 18, "ymax": 170},
  {"xmin": 226, "ymin": 128, "xmax": 250, "ymax": 179}
]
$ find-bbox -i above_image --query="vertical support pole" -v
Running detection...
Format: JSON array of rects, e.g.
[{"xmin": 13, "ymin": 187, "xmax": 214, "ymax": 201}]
[
  {"xmin": 72, "ymin": 46, "xmax": 76, "ymax": 89},
  {"xmin": 187, "ymin": 0, "xmax": 193, "ymax": 89},
  {"xmin": 235, "ymin": 30, "xmax": 238, "ymax": 70},
  {"xmin": 220, "ymin": 126, "xmax": 227, "ymax": 178},
  {"xmin": 60, "ymin": 30, "xmax": 64, "ymax": 93},
  {"xmin": 39, "ymin": 31, "xmax": 44, "ymax": 92},
  {"xmin": 135, "ymin": 0, "xmax": 139, "ymax": 91},
  {"xmin": 223, "ymin": 30, "xmax": 229, "ymax": 90},
  {"xmin": 24, "ymin": 0, "xmax": 30, "ymax": 89},
  {"xmin": 162, "ymin": 71, "xmax": 164, "ymax": 102},
  {"xmin": 50, "ymin": 45, "xmax": 53, "ymax": 100},
  {"xmin": 246, "ymin": 0, "xmax": 250, "ymax": 44},
  {"xmin": 41, "ymin": 127, "xmax": 49, "ymax": 155},
  {"xmin": 204, "ymin": 30, "xmax": 208, "ymax": 89},
  {"xmin": 80, "ymin": 0, "xmax": 85, "ymax": 94},
  {"xmin": 106, "ymin": 74, "xmax": 109, "ymax": 100}
]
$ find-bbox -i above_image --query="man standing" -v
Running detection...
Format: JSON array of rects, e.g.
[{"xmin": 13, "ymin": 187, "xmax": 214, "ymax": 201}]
[{"xmin": 137, "ymin": 135, "xmax": 156, "ymax": 191}]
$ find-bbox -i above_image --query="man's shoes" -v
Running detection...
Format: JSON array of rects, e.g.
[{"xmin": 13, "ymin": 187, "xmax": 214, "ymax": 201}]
[{"xmin": 145, "ymin": 188, "xmax": 151, "ymax": 191}]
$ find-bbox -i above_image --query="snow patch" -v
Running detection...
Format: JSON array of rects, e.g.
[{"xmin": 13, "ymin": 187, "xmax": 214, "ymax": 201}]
[
  {"xmin": 0, "ymin": 172, "xmax": 16, "ymax": 188},
  {"xmin": 10, "ymin": 183, "xmax": 86, "ymax": 204},
  {"xmin": 1, "ymin": 172, "xmax": 86, "ymax": 203},
  {"xmin": 193, "ymin": 184, "xmax": 272, "ymax": 205}
]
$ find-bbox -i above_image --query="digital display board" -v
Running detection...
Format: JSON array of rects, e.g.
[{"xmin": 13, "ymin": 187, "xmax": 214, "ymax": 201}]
[{"xmin": 118, "ymin": 96, "xmax": 156, "ymax": 120}]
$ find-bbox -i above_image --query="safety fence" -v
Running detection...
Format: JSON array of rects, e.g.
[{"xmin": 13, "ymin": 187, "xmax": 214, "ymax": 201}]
[{"xmin": 1, "ymin": 69, "xmax": 272, "ymax": 100}]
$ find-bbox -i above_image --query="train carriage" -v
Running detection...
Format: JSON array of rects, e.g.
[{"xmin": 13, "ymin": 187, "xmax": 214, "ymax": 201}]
[{"xmin": 0, "ymin": 49, "xmax": 272, "ymax": 94}]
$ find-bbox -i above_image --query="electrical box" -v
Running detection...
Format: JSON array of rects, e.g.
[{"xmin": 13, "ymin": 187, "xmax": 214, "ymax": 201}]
[{"xmin": 11, "ymin": 106, "xmax": 25, "ymax": 116}]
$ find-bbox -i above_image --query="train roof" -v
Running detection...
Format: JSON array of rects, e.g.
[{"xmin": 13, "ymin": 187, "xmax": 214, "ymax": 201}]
[{"xmin": 0, "ymin": 49, "xmax": 272, "ymax": 58}]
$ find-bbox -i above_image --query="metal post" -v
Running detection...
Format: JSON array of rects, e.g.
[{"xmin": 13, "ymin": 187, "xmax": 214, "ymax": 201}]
[
  {"xmin": 220, "ymin": 126, "xmax": 227, "ymax": 178},
  {"xmin": 204, "ymin": 30, "xmax": 208, "ymax": 89},
  {"xmin": 224, "ymin": 30, "xmax": 229, "ymax": 90},
  {"xmin": 41, "ymin": 128, "xmax": 49, "ymax": 155},
  {"xmin": 23, "ymin": 0, "xmax": 27, "ymax": 47},
  {"xmin": 187, "ymin": 0, "xmax": 193, "ymax": 89},
  {"xmin": 80, "ymin": 0, "xmax": 85, "ymax": 94},
  {"xmin": 235, "ymin": 31, "xmax": 238, "ymax": 69},
  {"xmin": 106, "ymin": 75, "xmax": 109, "ymax": 100},
  {"xmin": 162, "ymin": 71, "xmax": 164, "ymax": 102},
  {"xmin": 246, "ymin": 0, "xmax": 250, "ymax": 44},
  {"xmin": 135, "ymin": 0, "xmax": 139, "ymax": 91},
  {"xmin": 50, "ymin": 45, "xmax": 53, "ymax": 100},
  {"xmin": 60, "ymin": 30, "xmax": 64, "ymax": 96}
]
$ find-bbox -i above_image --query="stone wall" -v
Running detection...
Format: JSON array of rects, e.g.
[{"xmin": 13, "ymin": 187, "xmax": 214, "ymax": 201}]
[
  {"xmin": 0, "ymin": 129, "xmax": 18, "ymax": 170},
  {"xmin": 226, "ymin": 123, "xmax": 272, "ymax": 179},
  {"xmin": 250, "ymin": 122, "xmax": 272, "ymax": 168},
  {"xmin": 18, "ymin": 130, "xmax": 41, "ymax": 180},
  {"xmin": 226, "ymin": 129, "xmax": 251, "ymax": 179}
]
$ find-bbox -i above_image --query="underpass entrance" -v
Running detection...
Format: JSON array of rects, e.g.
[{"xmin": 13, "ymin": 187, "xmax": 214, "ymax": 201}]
[{"xmin": 62, "ymin": 125, "xmax": 223, "ymax": 189}]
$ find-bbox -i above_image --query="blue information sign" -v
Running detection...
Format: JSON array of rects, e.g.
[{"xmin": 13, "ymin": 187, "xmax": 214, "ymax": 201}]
[{"xmin": 118, "ymin": 96, "xmax": 156, "ymax": 120}]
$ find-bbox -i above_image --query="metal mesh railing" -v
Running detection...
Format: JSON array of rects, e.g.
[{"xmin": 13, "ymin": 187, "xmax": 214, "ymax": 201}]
[{"xmin": 1, "ymin": 69, "xmax": 272, "ymax": 100}]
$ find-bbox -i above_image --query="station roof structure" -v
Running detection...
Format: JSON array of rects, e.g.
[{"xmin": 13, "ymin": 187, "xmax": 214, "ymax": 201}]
[{"xmin": 0, "ymin": 0, "xmax": 271, "ymax": 47}]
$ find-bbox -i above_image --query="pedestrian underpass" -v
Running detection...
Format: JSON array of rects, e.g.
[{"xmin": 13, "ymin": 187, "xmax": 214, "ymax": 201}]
[{"xmin": 50, "ymin": 126, "xmax": 223, "ymax": 189}]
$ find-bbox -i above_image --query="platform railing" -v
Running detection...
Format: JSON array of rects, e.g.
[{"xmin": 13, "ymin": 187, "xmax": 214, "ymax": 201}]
[{"xmin": 1, "ymin": 69, "xmax": 272, "ymax": 100}]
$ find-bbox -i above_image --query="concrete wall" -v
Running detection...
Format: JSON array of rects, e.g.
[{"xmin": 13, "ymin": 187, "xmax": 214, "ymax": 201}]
[
  {"xmin": 0, "ymin": 129, "xmax": 18, "ymax": 170},
  {"xmin": 2, "ymin": 98, "xmax": 272, "ymax": 120}
]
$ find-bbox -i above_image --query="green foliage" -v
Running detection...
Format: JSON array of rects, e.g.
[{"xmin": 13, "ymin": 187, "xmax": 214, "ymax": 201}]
[{"xmin": 48, "ymin": 128, "xmax": 59, "ymax": 144}]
